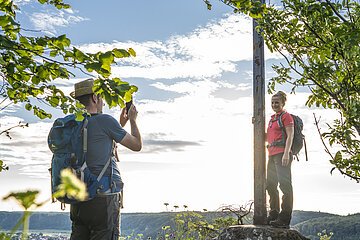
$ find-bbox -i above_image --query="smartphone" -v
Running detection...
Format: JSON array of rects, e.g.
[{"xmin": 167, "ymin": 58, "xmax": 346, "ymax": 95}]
[{"xmin": 125, "ymin": 100, "xmax": 133, "ymax": 112}]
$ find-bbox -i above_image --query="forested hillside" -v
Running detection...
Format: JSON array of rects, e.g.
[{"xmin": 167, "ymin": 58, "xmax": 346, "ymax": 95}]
[
  {"xmin": 0, "ymin": 212, "xmax": 70, "ymax": 231},
  {"xmin": 0, "ymin": 211, "xmax": 359, "ymax": 239},
  {"xmin": 293, "ymin": 213, "xmax": 360, "ymax": 240}
]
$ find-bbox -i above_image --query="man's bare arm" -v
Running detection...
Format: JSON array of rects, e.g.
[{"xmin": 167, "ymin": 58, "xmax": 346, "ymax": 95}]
[{"xmin": 120, "ymin": 105, "xmax": 142, "ymax": 151}]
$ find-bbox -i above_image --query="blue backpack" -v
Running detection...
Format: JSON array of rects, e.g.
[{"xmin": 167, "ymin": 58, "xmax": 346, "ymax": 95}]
[
  {"xmin": 48, "ymin": 115, "xmax": 112, "ymax": 206},
  {"xmin": 270, "ymin": 112, "xmax": 308, "ymax": 161}
]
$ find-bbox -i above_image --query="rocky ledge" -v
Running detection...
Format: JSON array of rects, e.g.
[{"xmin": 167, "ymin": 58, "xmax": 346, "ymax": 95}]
[{"xmin": 218, "ymin": 225, "xmax": 310, "ymax": 240}]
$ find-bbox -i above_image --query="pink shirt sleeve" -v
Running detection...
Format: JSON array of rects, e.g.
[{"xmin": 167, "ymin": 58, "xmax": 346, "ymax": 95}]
[{"xmin": 282, "ymin": 112, "xmax": 294, "ymax": 127}]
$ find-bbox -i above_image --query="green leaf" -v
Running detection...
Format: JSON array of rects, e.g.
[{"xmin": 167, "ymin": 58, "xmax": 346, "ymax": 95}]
[
  {"xmin": 53, "ymin": 169, "xmax": 88, "ymax": 201},
  {"xmin": 99, "ymin": 51, "xmax": 114, "ymax": 72},
  {"xmin": 128, "ymin": 48, "xmax": 136, "ymax": 57},
  {"xmin": 49, "ymin": 50, "xmax": 58, "ymax": 57},
  {"xmin": 0, "ymin": 160, "xmax": 8, "ymax": 172},
  {"xmin": 124, "ymin": 91, "xmax": 132, "ymax": 102},
  {"xmin": 48, "ymin": 96, "xmax": 60, "ymax": 107},
  {"xmin": 3, "ymin": 190, "xmax": 40, "ymax": 210},
  {"xmin": 103, "ymin": 91, "xmax": 112, "ymax": 106},
  {"xmin": 74, "ymin": 47, "xmax": 87, "ymax": 62},
  {"xmin": 85, "ymin": 62, "xmax": 102, "ymax": 72},
  {"xmin": 33, "ymin": 106, "xmax": 52, "ymax": 119},
  {"xmin": 57, "ymin": 34, "xmax": 70, "ymax": 47},
  {"xmin": 25, "ymin": 103, "xmax": 32, "ymax": 111},
  {"xmin": 31, "ymin": 76, "xmax": 40, "ymax": 84},
  {"xmin": 19, "ymin": 36, "xmax": 29, "ymax": 45},
  {"xmin": 112, "ymin": 48, "xmax": 130, "ymax": 58},
  {"xmin": 75, "ymin": 101, "xmax": 84, "ymax": 109},
  {"xmin": 75, "ymin": 112, "xmax": 84, "ymax": 121}
]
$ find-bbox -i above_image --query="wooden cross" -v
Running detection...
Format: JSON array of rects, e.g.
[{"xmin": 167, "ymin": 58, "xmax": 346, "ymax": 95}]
[{"xmin": 252, "ymin": 10, "xmax": 267, "ymax": 225}]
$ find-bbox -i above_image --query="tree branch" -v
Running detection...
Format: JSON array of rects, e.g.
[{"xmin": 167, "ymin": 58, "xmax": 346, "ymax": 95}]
[
  {"xmin": 0, "ymin": 100, "xmax": 13, "ymax": 111},
  {"xmin": 0, "ymin": 122, "xmax": 29, "ymax": 139},
  {"xmin": 313, "ymin": 113, "xmax": 360, "ymax": 182},
  {"xmin": 218, "ymin": 0, "xmax": 237, "ymax": 11},
  {"xmin": 0, "ymin": 96, "xmax": 9, "ymax": 107},
  {"xmin": 219, "ymin": 202, "xmax": 253, "ymax": 225},
  {"xmin": 264, "ymin": 14, "xmax": 351, "ymax": 114},
  {"xmin": 324, "ymin": 0, "xmax": 348, "ymax": 23},
  {"xmin": 313, "ymin": 113, "xmax": 335, "ymax": 156}
]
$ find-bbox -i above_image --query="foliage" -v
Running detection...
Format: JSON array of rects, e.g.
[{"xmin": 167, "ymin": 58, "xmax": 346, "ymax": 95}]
[
  {"xmin": 52, "ymin": 168, "xmax": 88, "ymax": 201},
  {"xmin": 131, "ymin": 211, "xmax": 238, "ymax": 240},
  {"xmin": 293, "ymin": 213, "xmax": 360, "ymax": 240},
  {"xmin": 0, "ymin": 160, "xmax": 9, "ymax": 172},
  {"xmin": 1, "ymin": 191, "xmax": 42, "ymax": 240},
  {"xmin": 173, "ymin": 211, "xmax": 219, "ymax": 239},
  {"xmin": 0, "ymin": 0, "xmax": 137, "ymax": 121},
  {"xmin": 317, "ymin": 230, "xmax": 333, "ymax": 240},
  {"xmin": 211, "ymin": 0, "xmax": 360, "ymax": 181},
  {"xmin": 0, "ymin": 169, "xmax": 86, "ymax": 240},
  {"xmin": 219, "ymin": 202, "xmax": 253, "ymax": 225},
  {"xmin": 118, "ymin": 210, "xmax": 239, "ymax": 240},
  {"xmin": 3, "ymin": 191, "xmax": 43, "ymax": 211}
]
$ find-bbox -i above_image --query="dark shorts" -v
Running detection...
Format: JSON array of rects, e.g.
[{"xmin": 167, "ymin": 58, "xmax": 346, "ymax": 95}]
[{"xmin": 70, "ymin": 193, "xmax": 121, "ymax": 240}]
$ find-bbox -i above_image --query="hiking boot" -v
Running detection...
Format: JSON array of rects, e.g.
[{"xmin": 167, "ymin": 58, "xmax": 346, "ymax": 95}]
[
  {"xmin": 266, "ymin": 215, "xmax": 278, "ymax": 225},
  {"xmin": 269, "ymin": 219, "xmax": 290, "ymax": 229}
]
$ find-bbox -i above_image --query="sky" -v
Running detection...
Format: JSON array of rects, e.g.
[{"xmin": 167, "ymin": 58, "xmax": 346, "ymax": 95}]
[{"xmin": 0, "ymin": 0, "xmax": 359, "ymax": 216}]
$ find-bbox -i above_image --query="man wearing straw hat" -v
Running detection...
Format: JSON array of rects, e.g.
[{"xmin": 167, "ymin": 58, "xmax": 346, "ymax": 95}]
[{"xmin": 69, "ymin": 78, "xmax": 142, "ymax": 240}]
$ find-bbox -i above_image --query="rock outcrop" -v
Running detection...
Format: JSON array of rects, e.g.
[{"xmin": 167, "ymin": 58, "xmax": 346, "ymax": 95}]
[{"xmin": 218, "ymin": 225, "xmax": 310, "ymax": 240}]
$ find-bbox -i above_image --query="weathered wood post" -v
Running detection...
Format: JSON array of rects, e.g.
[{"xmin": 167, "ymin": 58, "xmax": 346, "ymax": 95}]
[{"xmin": 252, "ymin": 0, "xmax": 267, "ymax": 225}]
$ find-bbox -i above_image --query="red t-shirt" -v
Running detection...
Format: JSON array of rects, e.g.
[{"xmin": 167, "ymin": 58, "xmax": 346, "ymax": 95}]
[{"xmin": 267, "ymin": 111, "xmax": 294, "ymax": 156}]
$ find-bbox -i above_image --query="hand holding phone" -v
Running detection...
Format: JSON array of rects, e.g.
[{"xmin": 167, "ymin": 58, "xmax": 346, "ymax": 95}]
[{"xmin": 126, "ymin": 100, "xmax": 133, "ymax": 113}]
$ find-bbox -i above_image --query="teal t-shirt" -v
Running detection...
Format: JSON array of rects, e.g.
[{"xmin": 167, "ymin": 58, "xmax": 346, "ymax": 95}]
[{"xmin": 86, "ymin": 113, "xmax": 127, "ymax": 192}]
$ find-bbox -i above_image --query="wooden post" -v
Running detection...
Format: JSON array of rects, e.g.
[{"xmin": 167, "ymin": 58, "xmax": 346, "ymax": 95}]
[{"xmin": 252, "ymin": 13, "xmax": 267, "ymax": 225}]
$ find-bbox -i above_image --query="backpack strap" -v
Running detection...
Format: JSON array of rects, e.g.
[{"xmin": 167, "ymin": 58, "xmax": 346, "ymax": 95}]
[
  {"xmin": 277, "ymin": 111, "xmax": 286, "ymax": 131},
  {"xmin": 269, "ymin": 111, "xmax": 287, "ymax": 147},
  {"xmin": 113, "ymin": 141, "xmax": 120, "ymax": 162},
  {"xmin": 97, "ymin": 157, "xmax": 112, "ymax": 182},
  {"xmin": 49, "ymin": 167, "xmax": 55, "ymax": 203},
  {"xmin": 304, "ymin": 136, "xmax": 309, "ymax": 161},
  {"xmin": 78, "ymin": 117, "xmax": 89, "ymax": 182},
  {"xmin": 82, "ymin": 118, "xmax": 89, "ymax": 156}
]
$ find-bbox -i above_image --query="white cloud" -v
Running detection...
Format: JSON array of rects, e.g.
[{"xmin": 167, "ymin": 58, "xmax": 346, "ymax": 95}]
[
  {"xmin": 217, "ymin": 81, "xmax": 251, "ymax": 91},
  {"xmin": 78, "ymin": 14, "xmax": 282, "ymax": 80},
  {"xmin": 30, "ymin": 10, "xmax": 88, "ymax": 35},
  {"xmin": 14, "ymin": 0, "xmax": 33, "ymax": 5},
  {"xmin": 150, "ymin": 79, "xmax": 219, "ymax": 95}
]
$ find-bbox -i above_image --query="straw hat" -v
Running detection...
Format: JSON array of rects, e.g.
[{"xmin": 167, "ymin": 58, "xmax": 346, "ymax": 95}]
[{"xmin": 70, "ymin": 79, "xmax": 94, "ymax": 98}]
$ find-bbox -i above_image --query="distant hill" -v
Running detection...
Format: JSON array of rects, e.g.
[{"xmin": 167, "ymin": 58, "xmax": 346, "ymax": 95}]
[
  {"xmin": 0, "ymin": 210, "xmax": 359, "ymax": 239},
  {"xmin": 290, "ymin": 210, "xmax": 338, "ymax": 226},
  {"xmin": 0, "ymin": 212, "xmax": 70, "ymax": 231},
  {"xmin": 293, "ymin": 213, "xmax": 360, "ymax": 240}
]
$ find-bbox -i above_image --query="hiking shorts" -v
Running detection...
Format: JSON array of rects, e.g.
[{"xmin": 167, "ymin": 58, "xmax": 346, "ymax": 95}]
[{"xmin": 70, "ymin": 193, "xmax": 121, "ymax": 240}]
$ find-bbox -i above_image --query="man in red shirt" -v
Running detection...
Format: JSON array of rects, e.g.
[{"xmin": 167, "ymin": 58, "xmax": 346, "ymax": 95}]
[{"xmin": 266, "ymin": 91, "xmax": 294, "ymax": 229}]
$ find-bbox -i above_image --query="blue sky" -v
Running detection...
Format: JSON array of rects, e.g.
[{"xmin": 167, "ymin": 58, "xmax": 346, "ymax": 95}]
[{"xmin": 1, "ymin": 0, "xmax": 359, "ymax": 215}]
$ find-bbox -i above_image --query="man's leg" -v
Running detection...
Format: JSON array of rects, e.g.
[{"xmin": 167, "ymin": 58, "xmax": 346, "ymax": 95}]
[
  {"xmin": 112, "ymin": 193, "xmax": 121, "ymax": 239},
  {"xmin": 90, "ymin": 194, "xmax": 121, "ymax": 240},
  {"xmin": 266, "ymin": 155, "xmax": 280, "ymax": 222},
  {"xmin": 70, "ymin": 203, "xmax": 90, "ymax": 240}
]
